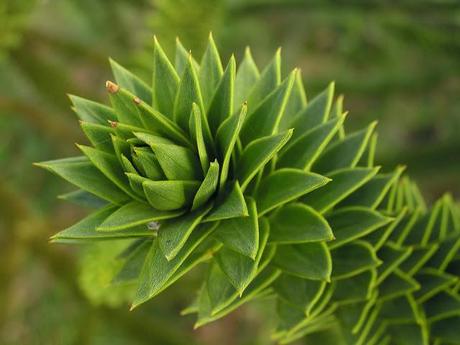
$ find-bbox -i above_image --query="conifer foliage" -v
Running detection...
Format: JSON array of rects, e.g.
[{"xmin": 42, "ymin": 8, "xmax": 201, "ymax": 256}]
[{"xmin": 37, "ymin": 35, "xmax": 460, "ymax": 344}]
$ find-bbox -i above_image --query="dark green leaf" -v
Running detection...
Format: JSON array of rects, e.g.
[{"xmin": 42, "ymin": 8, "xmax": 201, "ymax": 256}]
[
  {"xmin": 35, "ymin": 157, "xmax": 128, "ymax": 204},
  {"xmin": 301, "ymin": 167, "xmax": 379, "ymax": 214},
  {"xmin": 289, "ymin": 82, "xmax": 334, "ymax": 142},
  {"xmin": 207, "ymin": 56, "xmax": 235, "ymax": 134},
  {"xmin": 313, "ymin": 122, "xmax": 377, "ymax": 174},
  {"xmin": 331, "ymin": 241, "xmax": 380, "ymax": 280},
  {"xmin": 240, "ymin": 70, "xmax": 295, "ymax": 146},
  {"xmin": 256, "ymin": 168, "xmax": 330, "ymax": 216},
  {"xmin": 237, "ymin": 129, "xmax": 293, "ymax": 190},
  {"xmin": 278, "ymin": 115, "xmax": 345, "ymax": 170},
  {"xmin": 215, "ymin": 197, "xmax": 259, "ymax": 258},
  {"xmin": 158, "ymin": 204, "xmax": 212, "ymax": 260},
  {"xmin": 273, "ymin": 242, "xmax": 332, "ymax": 281},
  {"xmin": 132, "ymin": 222, "xmax": 216, "ymax": 309},
  {"xmin": 205, "ymin": 182, "xmax": 248, "ymax": 222},
  {"xmin": 269, "ymin": 203, "xmax": 333, "ymax": 244},
  {"xmin": 77, "ymin": 145, "xmax": 139, "ymax": 200},
  {"xmin": 327, "ymin": 207, "xmax": 392, "ymax": 249}
]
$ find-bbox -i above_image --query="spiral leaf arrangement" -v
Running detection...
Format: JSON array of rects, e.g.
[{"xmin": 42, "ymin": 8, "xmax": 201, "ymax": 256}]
[{"xmin": 37, "ymin": 35, "xmax": 460, "ymax": 344}]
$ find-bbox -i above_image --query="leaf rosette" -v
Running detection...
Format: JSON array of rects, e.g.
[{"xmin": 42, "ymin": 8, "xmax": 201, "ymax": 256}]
[{"xmin": 36, "ymin": 35, "xmax": 460, "ymax": 344}]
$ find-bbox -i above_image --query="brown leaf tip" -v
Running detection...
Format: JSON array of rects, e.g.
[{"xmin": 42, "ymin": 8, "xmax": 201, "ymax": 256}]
[
  {"xmin": 108, "ymin": 120, "xmax": 118, "ymax": 128},
  {"xmin": 105, "ymin": 80, "xmax": 119, "ymax": 94}
]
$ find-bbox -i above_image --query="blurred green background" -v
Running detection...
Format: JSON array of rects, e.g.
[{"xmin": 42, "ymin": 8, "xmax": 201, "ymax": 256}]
[{"xmin": 0, "ymin": 0, "xmax": 459, "ymax": 344}]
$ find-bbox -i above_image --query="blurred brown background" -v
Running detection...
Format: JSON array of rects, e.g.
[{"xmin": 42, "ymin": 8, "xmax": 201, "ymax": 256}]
[{"xmin": 1, "ymin": 0, "xmax": 459, "ymax": 344}]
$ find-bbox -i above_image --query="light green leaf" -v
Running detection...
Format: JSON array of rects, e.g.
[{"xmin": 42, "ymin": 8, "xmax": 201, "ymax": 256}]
[
  {"xmin": 77, "ymin": 145, "xmax": 139, "ymax": 200},
  {"xmin": 278, "ymin": 115, "xmax": 346, "ymax": 170},
  {"xmin": 214, "ymin": 215, "xmax": 269, "ymax": 294},
  {"xmin": 234, "ymin": 47, "xmax": 259, "ymax": 108},
  {"xmin": 237, "ymin": 129, "xmax": 293, "ymax": 190},
  {"xmin": 279, "ymin": 69, "xmax": 307, "ymax": 131},
  {"xmin": 301, "ymin": 167, "xmax": 380, "ymax": 214},
  {"xmin": 152, "ymin": 36, "xmax": 179, "ymax": 116},
  {"xmin": 331, "ymin": 241, "xmax": 381, "ymax": 280},
  {"xmin": 199, "ymin": 33, "xmax": 224, "ymax": 108},
  {"xmin": 80, "ymin": 122, "xmax": 114, "ymax": 152},
  {"xmin": 246, "ymin": 48, "xmax": 281, "ymax": 110},
  {"xmin": 106, "ymin": 82, "xmax": 143, "ymax": 127},
  {"xmin": 35, "ymin": 157, "xmax": 128, "ymax": 204},
  {"xmin": 240, "ymin": 70, "xmax": 295, "ymax": 146},
  {"xmin": 174, "ymin": 53, "xmax": 204, "ymax": 131},
  {"xmin": 132, "ymin": 223, "xmax": 216, "ymax": 309},
  {"xmin": 97, "ymin": 201, "xmax": 183, "ymax": 231},
  {"xmin": 273, "ymin": 242, "xmax": 332, "ymax": 281},
  {"xmin": 136, "ymin": 134, "xmax": 201, "ymax": 180},
  {"xmin": 256, "ymin": 168, "xmax": 330, "ymax": 216},
  {"xmin": 51, "ymin": 205, "xmax": 153, "ymax": 241},
  {"xmin": 143, "ymin": 180, "xmax": 200, "ymax": 211},
  {"xmin": 327, "ymin": 207, "xmax": 392, "ymax": 249},
  {"xmin": 191, "ymin": 103, "xmax": 209, "ymax": 173},
  {"xmin": 269, "ymin": 203, "xmax": 333, "ymax": 244},
  {"xmin": 175, "ymin": 37, "xmax": 200, "ymax": 76},
  {"xmin": 215, "ymin": 197, "xmax": 259, "ymax": 258},
  {"xmin": 205, "ymin": 182, "xmax": 248, "ymax": 222},
  {"xmin": 216, "ymin": 103, "xmax": 247, "ymax": 189},
  {"xmin": 158, "ymin": 204, "xmax": 212, "ymax": 260},
  {"xmin": 289, "ymin": 82, "xmax": 334, "ymax": 142},
  {"xmin": 207, "ymin": 56, "xmax": 235, "ymax": 134},
  {"xmin": 69, "ymin": 95, "xmax": 116, "ymax": 124},
  {"xmin": 313, "ymin": 122, "xmax": 377, "ymax": 174},
  {"xmin": 192, "ymin": 160, "xmax": 219, "ymax": 211},
  {"xmin": 110, "ymin": 58, "xmax": 151, "ymax": 104},
  {"xmin": 132, "ymin": 147, "xmax": 164, "ymax": 180},
  {"xmin": 133, "ymin": 97, "xmax": 192, "ymax": 147}
]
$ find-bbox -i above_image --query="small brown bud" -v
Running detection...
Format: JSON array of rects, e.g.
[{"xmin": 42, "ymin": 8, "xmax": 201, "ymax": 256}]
[
  {"xmin": 108, "ymin": 120, "xmax": 118, "ymax": 128},
  {"xmin": 105, "ymin": 80, "xmax": 119, "ymax": 94},
  {"xmin": 133, "ymin": 96, "xmax": 141, "ymax": 105}
]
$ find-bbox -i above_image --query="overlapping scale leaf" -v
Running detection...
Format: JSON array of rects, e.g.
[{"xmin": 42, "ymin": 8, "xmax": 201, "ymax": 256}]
[{"xmin": 37, "ymin": 36, "xmax": 459, "ymax": 345}]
